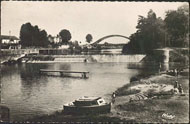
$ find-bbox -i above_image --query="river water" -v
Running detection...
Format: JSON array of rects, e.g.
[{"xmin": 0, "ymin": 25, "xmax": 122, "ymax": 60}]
[{"xmin": 0, "ymin": 61, "xmax": 180, "ymax": 121}]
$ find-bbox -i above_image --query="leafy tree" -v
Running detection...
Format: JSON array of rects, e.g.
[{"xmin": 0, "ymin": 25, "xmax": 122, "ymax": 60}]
[
  {"xmin": 59, "ymin": 29, "xmax": 72, "ymax": 45},
  {"xmin": 122, "ymin": 10, "xmax": 166, "ymax": 54},
  {"xmin": 86, "ymin": 34, "xmax": 93, "ymax": 43},
  {"xmin": 20, "ymin": 22, "xmax": 49, "ymax": 47},
  {"xmin": 39, "ymin": 30, "xmax": 48, "ymax": 46},
  {"xmin": 164, "ymin": 4, "xmax": 189, "ymax": 47},
  {"xmin": 20, "ymin": 22, "xmax": 33, "ymax": 46}
]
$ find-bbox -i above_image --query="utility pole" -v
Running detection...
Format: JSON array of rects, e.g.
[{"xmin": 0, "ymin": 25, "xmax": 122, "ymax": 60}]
[{"xmin": 9, "ymin": 30, "xmax": 13, "ymax": 44}]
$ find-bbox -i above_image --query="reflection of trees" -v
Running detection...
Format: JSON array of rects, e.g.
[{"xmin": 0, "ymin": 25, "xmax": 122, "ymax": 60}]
[
  {"xmin": 20, "ymin": 63, "xmax": 71, "ymax": 89},
  {"xmin": 20, "ymin": 64, "xmax": 49, "ymax": 100},
  {"xmin": 52, "ymin": 63, "xmax": 71, "ymax": 71},
  {"xmin": 20, "ymin": 64, "xmax": 48, "ymax": 79},
  {"xmin": 128, "ymin": 63, "xmax": 159, "ymax": 80},
  {"xmin": 1, "ymin": 65, "xmax": 19, "ymax": 77},
  {"xmin": 52, "ymin": 63, "xmax": 71, "ymax": 77}
]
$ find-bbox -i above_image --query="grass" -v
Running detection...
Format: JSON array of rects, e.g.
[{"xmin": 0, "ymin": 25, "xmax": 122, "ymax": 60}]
[
  {"xmin": 27, "ymin": 112, "xmax": 135, "ymax": 122},
  {"xmin": 115, "ymin": 80, "xmax": 142, "ymax": 96},
  {"xmin": 113, "ymin": 73, "xmax": 189, "ymax": 123},
  {"xmin": 114, "ymin": 95, "xmax": 189, "ymax": 123}
]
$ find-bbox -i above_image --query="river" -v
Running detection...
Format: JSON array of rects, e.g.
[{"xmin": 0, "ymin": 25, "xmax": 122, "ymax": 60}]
[{"xmin": 0, "ymin": 62, "xmax": 180, "ymax": 121}]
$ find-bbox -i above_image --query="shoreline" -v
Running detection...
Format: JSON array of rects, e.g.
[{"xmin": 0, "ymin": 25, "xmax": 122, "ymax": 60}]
[{"xmin": 22, "ymin": 69, "xmax": 189, "ymax": 123}]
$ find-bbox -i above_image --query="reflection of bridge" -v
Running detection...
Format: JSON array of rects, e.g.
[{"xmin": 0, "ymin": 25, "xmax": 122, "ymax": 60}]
[{"xmin": 91, "ymin": 34, "xmax": 130, "ymax": 45}]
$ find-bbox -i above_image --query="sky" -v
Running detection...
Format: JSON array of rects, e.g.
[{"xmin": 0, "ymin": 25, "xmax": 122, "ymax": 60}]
[{"xmin": 1, "ymin": 1, "xmax": 186, "ymax": 44}]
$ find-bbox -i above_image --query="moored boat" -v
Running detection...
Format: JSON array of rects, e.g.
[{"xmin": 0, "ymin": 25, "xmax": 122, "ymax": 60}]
[{"xmin": 63, "ymin": 96, "xmax": 111, "ymax": 114}]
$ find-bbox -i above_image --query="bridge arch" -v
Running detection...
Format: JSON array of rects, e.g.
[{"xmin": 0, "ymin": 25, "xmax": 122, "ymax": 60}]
[{"xmin": 91, "ymin": 35, "xmax": 130, "ymax": 45}]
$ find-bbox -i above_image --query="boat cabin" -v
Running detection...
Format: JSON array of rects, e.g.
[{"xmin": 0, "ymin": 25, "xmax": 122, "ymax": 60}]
[{"xmin": 73, "ymin": 96, "xmax": 107, "ymax": 106}]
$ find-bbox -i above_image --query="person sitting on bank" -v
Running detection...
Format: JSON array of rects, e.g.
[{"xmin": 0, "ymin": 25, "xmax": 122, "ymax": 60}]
[
  {"xmin": 112, "ymin": 92, "xmax": 116, "ymax": 103},
  {"xmin": 173, "ymin": 81, "xmax": 179, "ymax": 94},
  {"xmin": 178, "ymin": 84, "xmax": 184, "ymax": 94}
]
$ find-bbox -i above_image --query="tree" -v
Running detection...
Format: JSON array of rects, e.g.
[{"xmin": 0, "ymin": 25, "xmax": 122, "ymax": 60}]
[
  {"xmin": 59, "ymin": 29, "xmax": 72, "ymax": 45},
  {"xmin": 164, "ymin": 4, "xmax": 189, "ymax": 47},
  {"xmin": 20, "ymin": 22, "xmax": 33, "ymax": 47},
  {"xmin": 39, "ymin": 30, "xmax": 49, "ymax": 47},
  {"xmin": 20, "ymin": 22, "xmax": 49, "ymax": 47},
  {"xmin": 86, "ymin": 34, "xmax": 93, "ymax": 43},
  {"xmin": 122, "ymin": 10, "xmax": 166, "ymax": 54}
]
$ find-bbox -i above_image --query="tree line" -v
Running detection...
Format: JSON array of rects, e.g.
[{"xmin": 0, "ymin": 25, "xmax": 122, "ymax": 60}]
[
  {"xmin": 122, "ymin": 4, "xmax": 189, "ymax": 54},
  {"xmin": 19, "ymin": 23, "xmax": 93, "ymax": 48},
  {"xmin": 19, "ymin": 4, "xmax": 188, "ymax": 53}
]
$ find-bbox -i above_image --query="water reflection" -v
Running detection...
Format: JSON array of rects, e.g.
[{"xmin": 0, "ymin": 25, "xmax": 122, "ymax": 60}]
[{"xmin": 20, "ymin": 64, "xmax": 44, "ymax": 79}]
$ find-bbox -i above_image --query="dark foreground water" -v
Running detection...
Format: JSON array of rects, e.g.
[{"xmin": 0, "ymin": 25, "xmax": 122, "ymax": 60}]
[{"xmin": 0, "ymin": 62, "xmax": 181, "ymax": 121}]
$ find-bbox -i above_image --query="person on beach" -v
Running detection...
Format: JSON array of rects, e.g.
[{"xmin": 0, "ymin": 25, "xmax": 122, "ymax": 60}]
[
  {"xmin": 84, "ymin": 59, "xmax": 87, "ymax": 63},
  {"xmin": 173, "ymin": 81, "xmax": 179, "ymax": 94},
  {"xmin": 112, "ymin": 92, "xmax": 116, "ymax": 104},
  {"xmin": 174, "ymin": 81, "xmax": 179, "ymax": 89},
  {"xmin": 176, "ymin": 68, "xmax": 181, "ymax": 77},
  {"xmin": 158, "ymin": 62, "xmax": 161, "ymax": 74},
  {"xmin": 178, "ymin": 84, "xmax": 184, "ymax": 94},
  {"xmin": 173, "ymin": 69, "xmax": 177, "ymax": 76}
]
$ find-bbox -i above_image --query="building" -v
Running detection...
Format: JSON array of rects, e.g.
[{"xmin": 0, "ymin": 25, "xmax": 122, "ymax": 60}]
[
  {"xmin": 0, "ymin": 35, "xmax": 19, "ymax": 44},
  {"xmin": 0, "ymin": 35, "xmax": 21, "ymax": 49},
  {"xmin": 48, "ymin": 35, "xmax": 61, "ymax": 44}
]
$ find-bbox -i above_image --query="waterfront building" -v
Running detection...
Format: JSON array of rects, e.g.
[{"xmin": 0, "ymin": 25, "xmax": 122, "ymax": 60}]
[
  {"xmin": 48, "ymin": 35, "xmax": 61, "ymax": 44},
  {"xmin": 0, "ymin": 35, "xmax": 19, "ymax": 44},
  {"xmin": 0, "ymin": 35, "xmax": 21, "ymax": 49}
]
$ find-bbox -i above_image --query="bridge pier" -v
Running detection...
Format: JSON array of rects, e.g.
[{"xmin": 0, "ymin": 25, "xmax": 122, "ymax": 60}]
[{"xmin": 154, "ymin": 48, "xmax": 173, "ymax": 63}]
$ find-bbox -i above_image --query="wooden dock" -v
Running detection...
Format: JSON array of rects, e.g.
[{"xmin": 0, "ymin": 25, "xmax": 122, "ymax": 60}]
[{"xmin": 39, "ymin": 69, "xmax": 89, "ymax": 78}]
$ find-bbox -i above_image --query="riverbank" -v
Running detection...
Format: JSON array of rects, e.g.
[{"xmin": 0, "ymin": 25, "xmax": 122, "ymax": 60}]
[
  {"xmin": 114, "ymin": 72, "xmax": 189, "ymax": 123},
  {"xmin": 24, "ymin": 68, "xmax": 189, "ymax": 123}
]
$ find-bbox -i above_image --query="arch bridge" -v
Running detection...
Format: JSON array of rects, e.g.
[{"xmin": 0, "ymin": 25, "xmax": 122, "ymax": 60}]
[{"xmin": 91, "ymin": 34, "xmax": 130, "ymax": 45}]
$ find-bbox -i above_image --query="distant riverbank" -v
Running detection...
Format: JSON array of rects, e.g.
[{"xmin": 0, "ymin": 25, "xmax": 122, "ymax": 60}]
[{"xmin": 25, "ymin": 67, "xmax": 189, "ymax": 123}]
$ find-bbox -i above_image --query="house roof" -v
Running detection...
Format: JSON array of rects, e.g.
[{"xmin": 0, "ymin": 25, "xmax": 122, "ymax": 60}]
[{"xmin": 0, "ymin": 35, "xmax": 19, "ymax": 40}]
